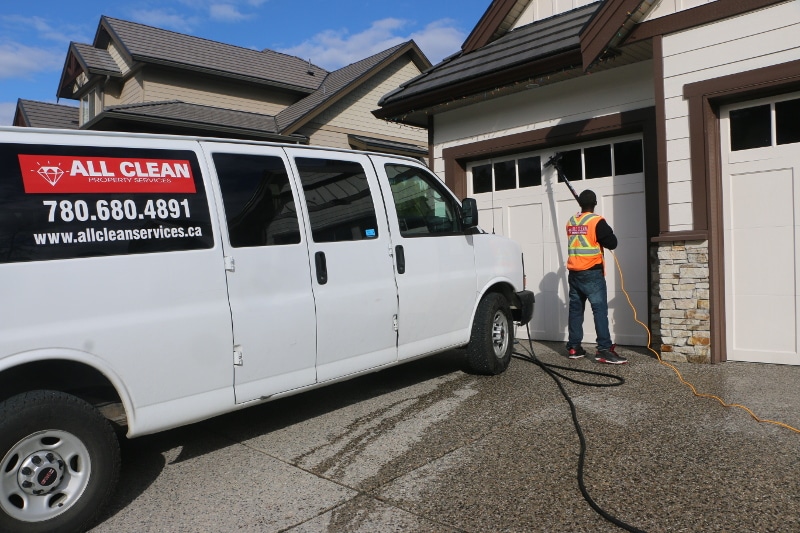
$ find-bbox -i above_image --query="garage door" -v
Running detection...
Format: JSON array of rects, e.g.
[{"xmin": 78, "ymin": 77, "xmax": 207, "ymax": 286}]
[
  {"xmin": 721, "ymin": 93, "xmax": 800, "ymax": 365},
  {"xmin": 467, "ymin": 135, "xmax": 648, "ymax": 348}
]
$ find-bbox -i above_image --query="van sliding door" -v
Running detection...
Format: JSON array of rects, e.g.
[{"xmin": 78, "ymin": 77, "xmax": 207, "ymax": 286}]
[{"xmin": 206, "ymin": 145, "xmax": 317, "ymax": 404}]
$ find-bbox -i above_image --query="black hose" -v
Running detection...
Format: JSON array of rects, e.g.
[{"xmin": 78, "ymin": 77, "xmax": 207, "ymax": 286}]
[{"xmin": 513, "ymin": 326, "xmax": 647, "ymax": 533}]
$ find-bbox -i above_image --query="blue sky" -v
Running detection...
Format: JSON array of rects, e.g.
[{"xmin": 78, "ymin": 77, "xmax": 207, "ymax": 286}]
[{"xmin": 0, "ymin": 0, "xmax": 492, "ymax": 125}]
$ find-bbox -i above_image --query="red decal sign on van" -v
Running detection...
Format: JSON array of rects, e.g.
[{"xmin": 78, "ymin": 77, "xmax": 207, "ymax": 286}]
[{"xmin": 18, "ymin": 155, "xmax": 197, "ymax": 194}]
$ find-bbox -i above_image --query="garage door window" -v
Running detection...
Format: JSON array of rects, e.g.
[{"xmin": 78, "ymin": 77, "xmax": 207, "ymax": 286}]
[{"xmin": 729, "ymin": 97, "xmax": 800, "ymax": 151}]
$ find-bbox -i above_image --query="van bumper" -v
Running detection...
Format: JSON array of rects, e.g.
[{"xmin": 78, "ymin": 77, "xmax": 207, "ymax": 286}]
[{"xmin": 513, "ymin": 290, "xmax": 535, "ymax": 325}]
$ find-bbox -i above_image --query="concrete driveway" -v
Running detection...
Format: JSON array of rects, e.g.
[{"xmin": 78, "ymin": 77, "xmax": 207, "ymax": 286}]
[{"xmin": 90, "ymin": 341, "xmax": 800, "ymax": 532}]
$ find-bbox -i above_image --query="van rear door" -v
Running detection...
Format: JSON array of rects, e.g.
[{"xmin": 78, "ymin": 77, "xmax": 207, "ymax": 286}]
[
  {"xmin": 203, "ymin": 143, "xmax": 317, "ymax": 404},
  {"xmin": 285, "ymin": 149, "xmax": 399, "ymax": 382}
]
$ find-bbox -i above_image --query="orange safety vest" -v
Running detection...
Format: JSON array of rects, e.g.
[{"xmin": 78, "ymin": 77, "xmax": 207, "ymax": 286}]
[{"xmin": 566, "ymin": 212, "xmax": 604, "ymax": 272}]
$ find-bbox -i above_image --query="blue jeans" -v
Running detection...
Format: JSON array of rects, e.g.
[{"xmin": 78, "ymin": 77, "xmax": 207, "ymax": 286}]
[{"xmin": 567, "ymin": 269, "xmax": 612, "ymax": 351}]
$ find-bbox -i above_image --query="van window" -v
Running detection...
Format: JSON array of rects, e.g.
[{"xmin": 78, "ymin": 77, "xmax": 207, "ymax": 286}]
[
  {"xmin": 213, "ymin": 153, "xmax": 301, "ymax": 247},
  {"xmin": 384, "ymin": 164, "xmax": 462, "ymax": 237},
  {"xmin": 294, "ymin": 158, "xmax": 379, "ymax": 242},
  {"xmin": 0, "ymin": 144, "xmax": 213, "ymax": 264}
]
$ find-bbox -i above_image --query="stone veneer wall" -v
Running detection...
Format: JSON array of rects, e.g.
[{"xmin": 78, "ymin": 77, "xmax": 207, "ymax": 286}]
[{"xmin": 655, "ymin": 240, "xmax": 711, "ymax": 363}]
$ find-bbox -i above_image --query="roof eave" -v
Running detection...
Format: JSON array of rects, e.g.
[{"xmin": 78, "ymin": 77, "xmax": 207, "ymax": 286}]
[
  {"xmin": 580, "ymin": 0, "xmax": 653, "ymax": 71},
  {"xmin": 280, "ymin": 42, "xmax": 431, "ymax": 135},
  {"xmin": 85, "ymin": 110, "xmax": 308, "ymax": 143},
  {"xmin": 374, "ymin": 48, "xmax": 583, "ymax": 125}
]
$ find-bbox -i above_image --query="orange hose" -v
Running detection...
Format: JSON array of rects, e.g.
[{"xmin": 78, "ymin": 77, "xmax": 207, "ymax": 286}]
[{"xmin": 610, "ymin": 250, "xmax": 800, "ymax": 434}]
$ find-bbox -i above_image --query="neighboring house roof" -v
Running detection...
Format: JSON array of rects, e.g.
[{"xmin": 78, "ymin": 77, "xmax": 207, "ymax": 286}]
[
  {"xmin": 85, "ymin": 101, "xmax": 304, "ymax": 142},
  {"xmin": 70, "ymin": 42, "xmax": 123, "ymax": 77},
  {"xmin": 13, "ymin": 99, "xmax": 79, "ymax": 129},
  {"xmin": 375, "ymin": 3, "xmax": 600, "ymax": 126},
  {"xmin": 96, "ymin": 16, "xmax": 328, "ymax": 92},
  {"xmin": 276, "ymin": 41, "xmax": 430, "ymax": 134},
  {"xmin": 347, "ymin": 134, "xmax": 428, "ymax": 157}
]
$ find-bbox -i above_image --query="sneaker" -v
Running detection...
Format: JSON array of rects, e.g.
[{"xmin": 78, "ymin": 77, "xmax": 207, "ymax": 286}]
[
  {"xmin": 596, "ymin": 345, "xmax": 627, "ymax": 365},
  {"xmin": 566, "ymin": 345, "xmax": 586, "ymax": 359}
]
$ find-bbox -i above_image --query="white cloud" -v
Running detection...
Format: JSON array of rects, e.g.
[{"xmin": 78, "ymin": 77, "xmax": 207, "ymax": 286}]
[
  {"xmin": 0, "ymin": 102, "xmax": 17, "ymax": 126},
  {"xmin": 209, "ymin": 4, "xmax": 251, "ymax": 22},
  {"xmin": 278, "ymin": 17, "xmax": 466, "ymax": 70},
  {"xmin": 0, "ymin": 42, "xmax": 63, "ymax": 80},
  {"xmin": 128, "ymin": 9, "xmax": 198, "ymax": 33}
]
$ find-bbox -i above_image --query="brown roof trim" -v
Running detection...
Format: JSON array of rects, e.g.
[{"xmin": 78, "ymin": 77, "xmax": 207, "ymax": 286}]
[
  {"xmin": 681, "ymin": 57, "xmax": 800, "ymax": 363},
  {"xmin": 626, "ymin": 0, "xmax": 786, "ymax": 45},
  {"xmin": 580, "ymin": 0, "xmax": 644, "ymax": 70},
  {"xmin": 462, "ymin": 0, "xmax": 519, "ymax": 54},
  {"xmin": 374, "ymin": 49, "xmax": 583, "ymax": 122},
  {"xmin": 281, "ymin": 42, "xmax": 428, "ymax": 135}
]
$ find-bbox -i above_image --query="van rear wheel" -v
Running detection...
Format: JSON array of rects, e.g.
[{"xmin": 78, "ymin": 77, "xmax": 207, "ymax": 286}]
[
  {"xmin": 466, "ymin": 293, "xmax": 513, "ymax": 375},
  {"xmin": 0, "ymin": 391, "xmax": 120, "ymax": 533}
]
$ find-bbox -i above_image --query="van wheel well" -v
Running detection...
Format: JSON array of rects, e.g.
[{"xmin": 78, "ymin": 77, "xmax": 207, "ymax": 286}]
[
  {"xmin": 0, "ymin": 360, "xmax": 127, "ymax": 428},
  {"xmin": 484, "ymin": 283, "xmax": 524, "ymax": 322}
]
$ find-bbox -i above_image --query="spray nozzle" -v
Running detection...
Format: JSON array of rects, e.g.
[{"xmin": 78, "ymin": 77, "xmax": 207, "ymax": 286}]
[{"xmin": 544, "ymin": 152, "xmax": 563, "ymax": 169}]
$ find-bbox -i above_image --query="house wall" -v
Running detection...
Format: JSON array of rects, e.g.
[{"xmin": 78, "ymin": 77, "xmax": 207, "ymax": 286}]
[
  {"xmin": 105, "ymin": 72, "xmax": 143, "ymax": 107},
  {"xmin": 299, "ymin": 57, "xmax": 427, "ymax": 150},
  {"xmin": 142, "ymin": 69, "xmax": 297, "ymax": 116},
  {"xmin": 644, "ymin": 0, "xmax": 716, "ymax": 21},
  {"xmin": 433, "ymin": 60, "xmax": 654, "ymax": 173},
  {"xmin": 107, "ymin": 42, "xmax": 134, "ymax": 75},
  {"xmin": 654, "ymin": 0, "xmax": 800, "ymax": 362},
  {"xmin": 513, "ymin": 0, "xmax": 598, "ymax": 29},
  {"xmin": 661, "ymin": 0, "xmax": 800, "ymax": 231}
]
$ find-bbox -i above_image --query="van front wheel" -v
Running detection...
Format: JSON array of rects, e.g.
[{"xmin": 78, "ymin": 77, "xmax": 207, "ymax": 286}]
[
  {"xmin": 0, "ymin": 390, "xmax": 120, "ymax": 533},
  {"xmin": 466, "ymin": 293, "xmax": 513, "ymax": 375}
]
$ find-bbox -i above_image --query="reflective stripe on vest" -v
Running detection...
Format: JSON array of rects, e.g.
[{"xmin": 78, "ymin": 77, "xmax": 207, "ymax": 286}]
[{"xmin": 566, "ymin": 212, "xmax": 603, "ymax": 271}]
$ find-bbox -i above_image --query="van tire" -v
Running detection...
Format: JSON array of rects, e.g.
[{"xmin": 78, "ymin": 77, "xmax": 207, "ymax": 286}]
[
  {"xmin": 466, "ymin": 293, "xmax": 513, "ymax": 375},
  {"xmin": 0, "ymin": 390, "xmax": 120, "ymax": 533}
]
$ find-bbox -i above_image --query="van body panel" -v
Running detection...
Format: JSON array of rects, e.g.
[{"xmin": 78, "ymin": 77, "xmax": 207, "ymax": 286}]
[
  {"xmin": 0, "ymin": 126, "xmax": 529, "ymax": 440},
  {"xmin": 199, "ymin": 142, "xmax": 318, "ymax": 404},
  {"xmin": 370, "ymin": 155, "xmax": 479, "ymax": 359},
  {"xmin": 285, "ymin": 148, "xmax": 400, "ymax": 382}
]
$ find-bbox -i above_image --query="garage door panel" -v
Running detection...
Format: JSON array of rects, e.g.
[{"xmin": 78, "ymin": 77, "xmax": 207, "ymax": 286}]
[
  {"xmin": 732, "ymin": 293, "xmax": 796, "ymax": 353},
  {"xmin": 722, "ymin": 96, "xmax": 800, "ymax": 363},
  {"xmin": 469, "ymin": 138, "xmax": 647, "ymax": 346},
  {"xmin": 729, "ymin": 169, "xmax": 794, "ymax": 230},
  {"xmin": 731, "ymin": 226, "xmax": 795, "ymax": 295}
]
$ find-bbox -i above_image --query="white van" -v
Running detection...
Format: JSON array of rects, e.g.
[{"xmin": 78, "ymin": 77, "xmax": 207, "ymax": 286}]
[{"xmin": 0, "ymin": 126, "xmax": 533, "ymax": 532}]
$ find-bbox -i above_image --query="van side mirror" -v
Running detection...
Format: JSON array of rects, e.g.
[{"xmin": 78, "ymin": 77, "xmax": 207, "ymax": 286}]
[{"xmin": 461, "ymin": 198, "xmax": 478, "ymax": 229}]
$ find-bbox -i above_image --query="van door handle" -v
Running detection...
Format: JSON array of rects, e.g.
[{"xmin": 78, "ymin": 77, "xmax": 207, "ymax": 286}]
[
  {"xmin": 395, "ymin": 245, "xmax": 405, "ymax": 274},
  {"xmin": 314, "ymin": 251, "xmax": 328, "ymax": 285}
]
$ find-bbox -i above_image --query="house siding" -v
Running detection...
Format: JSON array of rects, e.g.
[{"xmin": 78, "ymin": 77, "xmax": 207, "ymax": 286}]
[
  {"xmin": 661, "ymin": 0, "xmax": 800, "ymax": 231},
  {"xmin": 644, "ymin": 0, "xmax": 716, "ymax": 21},
  {"xmin": 433, "ymin": 60, "xmax": 654, "ymax": 174},
  {"xmin": 117, "ymin": 72, "xmax": 144, "ymax": 106},
  {"xmin": 513, "ymin": 0, "xmax": 598, "ymax": 29},
  {"xmin": 300, "ymin": 57, "xmax": 427, "ymax": 150},
  {"xmin": 655, "ymin": 0, "xmax": 800, "ymax": 362},
  {"xmin": 142, "ymin": 69, "xmax": 296, "ymax": 115},
  {"xmin": 107, "ymin": 42, "xmax": 133, "ymax": 75}
]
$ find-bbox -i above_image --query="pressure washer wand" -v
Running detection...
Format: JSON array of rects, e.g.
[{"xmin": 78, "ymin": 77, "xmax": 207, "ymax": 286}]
[{"xmin": 545, "ymin": 152, "xmax": 581, "ymax": 206}]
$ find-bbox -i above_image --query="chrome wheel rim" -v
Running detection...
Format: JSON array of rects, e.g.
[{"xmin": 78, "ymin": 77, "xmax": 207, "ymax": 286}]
[
  {"xmin": 1, "ymin": 430, "xmax": 91, "ymax": 523},
  {"xmin": 491, "ymin": 309, "xmax": 510, "ymax": 358}
]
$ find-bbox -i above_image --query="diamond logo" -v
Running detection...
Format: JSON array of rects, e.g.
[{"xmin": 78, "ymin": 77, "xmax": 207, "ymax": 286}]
[{"xmin": 37, "ymin": 165, "xmax": 64, "ymax": 186}]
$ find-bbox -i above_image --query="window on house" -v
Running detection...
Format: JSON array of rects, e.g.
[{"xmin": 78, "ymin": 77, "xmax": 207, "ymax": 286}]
[
  {"xmin": 557, "ymin": 150, "xmax": 582, "ymax": 182},
  {"xmin": 614, "ymin": 140, "xmax": 644, "ymax": 175},
  {"xmin": 584, "ymin": 145, "xmax": 612, "ymax": 179},
  {"xmin": 776, "ymin": 98, "xmax": 800, "ymax": 146},
  {"xmin": 494, "ymin": 160, "xmax": 516, "ymax": 191},
  {"xmin": 472, "ymin": 164, "xmax": 492, "ymax": 194},
  {"xmin": 518, "ymin": 157, "xmax": 541, "ymax": 188},
  {"xmin": 730, "ymin": 104, "xmax": 771, "ymax": 151}
]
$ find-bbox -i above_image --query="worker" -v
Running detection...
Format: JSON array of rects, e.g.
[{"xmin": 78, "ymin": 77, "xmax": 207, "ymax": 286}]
[{"xmin": 564, "ymin": 190, "xmax": 627, "ymax": 364}]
